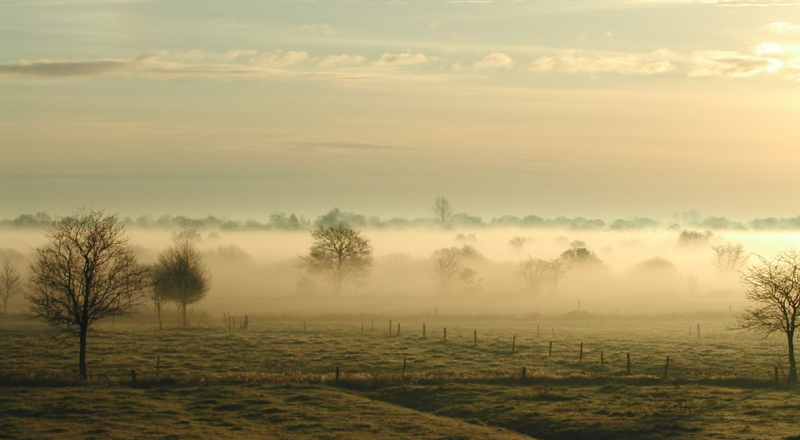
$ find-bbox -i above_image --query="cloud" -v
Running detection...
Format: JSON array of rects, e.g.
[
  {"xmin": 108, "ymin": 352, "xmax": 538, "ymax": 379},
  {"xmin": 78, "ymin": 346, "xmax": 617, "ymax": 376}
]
[
  {"xmin": 376, "ymin": 53, "xmax": 429, "ymax": 66},
  {"xmin": 283, "ymin": 142, "xmax": 414, "ymax": 152},
  {"xmin": 527, "ymin": 50, "xmax": 676, "ymax": 75},
  {"xmin": 689, "ymin": 50, "xmax": 783, "ymax": 77},
  {"xmin": 472, "ymin": 53, "xmax": 514, "ymax": 71},
  {"xmin": 250, "ymin": 51, "xmax": 309, "ymax": 68},
  {"xmin": 764, "ymin": 22, "xmax": 800, "ymax": 34},
  {"xmin": 318, "ymin": 54, "xmax": 366, "ymax": 68},
  {"xmin": 0, "ymin": 59, "xmax": 127, "ymax": 77}
]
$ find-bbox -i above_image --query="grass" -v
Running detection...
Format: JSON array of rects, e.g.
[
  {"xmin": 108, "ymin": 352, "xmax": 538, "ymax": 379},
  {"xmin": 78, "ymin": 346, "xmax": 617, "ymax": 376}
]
[{"xmin": 2, "ymin": 313, "xmax": 800, "ymax": 439}]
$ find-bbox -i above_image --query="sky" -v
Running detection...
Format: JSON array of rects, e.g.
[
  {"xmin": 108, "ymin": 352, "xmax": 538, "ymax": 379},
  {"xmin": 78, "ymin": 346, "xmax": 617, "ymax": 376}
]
[{"xmin": 1, "ymin": 0, "xmax": 800, "ymax": 222}]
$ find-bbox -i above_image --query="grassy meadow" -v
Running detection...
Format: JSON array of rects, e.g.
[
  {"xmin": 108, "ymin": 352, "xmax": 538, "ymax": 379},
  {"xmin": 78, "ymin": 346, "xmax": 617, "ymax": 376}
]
[{"xmin": 2, "ymin": 313, "xmax": 800, "ymax": 439}]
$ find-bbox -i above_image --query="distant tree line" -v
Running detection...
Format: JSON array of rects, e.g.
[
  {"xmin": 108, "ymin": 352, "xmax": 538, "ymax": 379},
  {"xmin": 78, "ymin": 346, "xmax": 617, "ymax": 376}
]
[{"xmin": 5, "ymin": 209, "xmax": 800, "ymax": 231}]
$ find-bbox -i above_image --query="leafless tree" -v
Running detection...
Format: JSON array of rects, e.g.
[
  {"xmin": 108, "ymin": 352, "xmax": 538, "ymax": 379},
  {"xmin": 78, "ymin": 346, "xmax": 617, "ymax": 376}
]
[
  {"xmin": 548, "ymin": 258, "xmax": 568, "ymax": 294},
  {"xmin": 300, "ymin": 225, "xmax": 373, "ymax": 295},
  {"xmin": 711, "ymin": 242, "xmax": 750, "ymax": 276},
  {"xmin": 432, "ymin": 196, "xmax": 454, "ymax": 228},
  {"xmin": 732, "ymin": 249, "xmax": 800, "ymax": 384},
  {"xmin": 149, "ymin": 266, "xmax": 169, "ymax": 330},
  {"xmin": 431, "ymin": 246, "xmax": 480, "ymax": 294},
  {"xmin": 0, "ymin": 258, "xmax": 22, "ymax": 315},
  {"xmin": 27, "ymin": 209, "xmax": 149, "ymax": 379},
  {"xmin": 517, "ymin": 256, "xmax": 551, "ymax": 294},
  {"xmin": 431, "ymin": 247, "xmax": 463, "ymax": 294},
  {"xmin": 153, "ymin": 233, "xmax": 210, "ymax": 327}
]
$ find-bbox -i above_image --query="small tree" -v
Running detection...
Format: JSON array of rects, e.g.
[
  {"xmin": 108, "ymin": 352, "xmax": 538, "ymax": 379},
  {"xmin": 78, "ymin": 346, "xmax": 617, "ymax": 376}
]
[
  {"xmin": 0, "ymin": 258, "xmax": 22, "ymax": 315},
  {"xmin": 732, "ymin": 249, "xmax": 800, "ymax": 384},
  {"xmin": 27, "ymin": 209, "xmax": 149, "ymax": 379},
  {"xmin": 149, "ymin": 266, "xmax": 169, "ymax": 330},
  {"xmin": 432, "ymin": 196, "xmax": 453, "ymax": 228},
  {"xmin": 153, "ymin": 233, "xmax": 210, "ymax": 327},
  {"xmin": 711, "ymin": 242, "xmax": 750, "ymax": 276},
  {"xmin": 517, "ymin": 256, "xmax": 550, "ymax": 294},
  {"xmin": 301, "ymin": 224, "xmax": 373, "ymax": 295},
  {"xmin": 431, "ymin": 246, "xmax": 479, "ymax": 294}
]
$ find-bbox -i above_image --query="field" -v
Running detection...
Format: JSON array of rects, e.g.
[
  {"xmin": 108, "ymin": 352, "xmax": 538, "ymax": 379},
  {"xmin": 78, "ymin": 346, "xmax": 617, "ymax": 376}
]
[{"xmin": 2, "ymin": 313, "xmax": 800, "ymax": 440}]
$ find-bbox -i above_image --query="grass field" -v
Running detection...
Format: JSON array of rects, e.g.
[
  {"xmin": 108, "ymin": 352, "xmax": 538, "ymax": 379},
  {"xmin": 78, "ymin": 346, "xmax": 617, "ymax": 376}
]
[{"xmin": 2, "ymin": 313, "xmax": 799, "ymax": 439}]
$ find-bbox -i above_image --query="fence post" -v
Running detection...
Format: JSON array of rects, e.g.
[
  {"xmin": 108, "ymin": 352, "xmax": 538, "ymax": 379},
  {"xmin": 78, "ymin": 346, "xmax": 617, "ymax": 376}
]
[
  {"xmin": 397, "ymin": 322, "xmax": 401, "ymax": 336},
  {"xmin": 403, "ymin": 356, "xmax": 407, "ymax": 380},
  {"xmin": 549, "ymin": 341, "xmax": 553, "ymax": 357},
  {"xmin": 155, "ymin": 355, "xmax": 160, "ymax": 380},
  {"xmin": 512, "ymin": 335, "xmax": 516, "ymax": 353},
  {"xmin": 423, "ymin": 323, "xmax": 426, "ymax": 339},
  {"xmin": 626, "ymin": 353, "xmax": 632, "ymax": 375},
  {"xmin": 601, "ymin": 350, "xmax": 604, "ymax": 366},
  {"xmin": 130, "ymin": 369, "xmax": 137, "ymax": 385},
  {"xmin": 444, "ymin": 327, "xmax": 447, "ymax": 342},
  {"xmin": 521, "ymin": 366, "xmax": 527, "ymax": 380},
  {"xmin": 474, "ymin": 330, "xmax": 477, "ymax": 347},
  {"xmin": 579, "ymin": 343, "xmax": 583, "ymax": 362},
  {"xmin": 335, "ymin": 366, "xmax": 340, "ymax": 385},
  {"xmin": 389, "ymin": 320, "xmax": 392, "ymax": 335},
  {"xmin": 664, "ymin": 356, "xmax": 670, "ymax": 379}
]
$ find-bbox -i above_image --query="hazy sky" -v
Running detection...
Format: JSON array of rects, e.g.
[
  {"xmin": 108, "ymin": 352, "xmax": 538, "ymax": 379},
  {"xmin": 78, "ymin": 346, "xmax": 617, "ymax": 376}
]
[{"xmin": 1, "ymin": 0, "xmax": 799, "ymax": 221}]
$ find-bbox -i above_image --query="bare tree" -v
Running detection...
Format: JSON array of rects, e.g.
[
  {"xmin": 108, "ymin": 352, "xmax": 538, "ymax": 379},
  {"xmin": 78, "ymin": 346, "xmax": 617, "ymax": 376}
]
[
  {"xmin": 432, "ymin": 196, "xmax": 454, "ymax": 228},
  {"xmin": 0, "ymin": 258, "xmax": 22, "ymax": 315},
  {"xmin": 732, "ymin": 249, "xmax": 800, "ymax": 384},
  {"xmin": 153, "ymin": 234, "xmax": 210, "ymax": 327},
  {"xmin": 431, "ymin": 246, "xmax": 479, "ymax": 294},
  {"xmin": 548, "ymin": 258, "xmax": 568, "ymax": 294},
  {"xmin": 27, "ymin": 209, "xmax": 149, "ymax": 379},
  {"xmin": 300, "ymin": 225, "xmax": 373, "ymax": 295},
  {"xmin": 431, "ymin": 247, "xmax": 464, "ymax": 294},
  {"xmin": 149, "ymin": 266, "xmax": 169, "ymax": 330},
  {"xmin": 508, "ymin": 236, "xmax": 527, "ymax": 252},
  {"xmin": 711, "ymin": 242, "xmax": 750, "ymax": 276},
  {"xmin": 517, "ymin": 256, "xmax": 550, "ymax": 294}
]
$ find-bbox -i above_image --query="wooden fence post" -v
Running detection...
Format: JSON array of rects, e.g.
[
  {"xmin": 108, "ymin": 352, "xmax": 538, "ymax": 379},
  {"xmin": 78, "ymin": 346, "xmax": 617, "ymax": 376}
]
[
  {"xmin": 389, "ymin": 320, "xmax": 392, "ymax": 335},
  {"xmin": 474, "ymin": 330, "xmax": 477, "ymax": 347},
  {"xmin": 601, "ymin": 350, "xmax": 604, "ymax": 366},
  {"xmin": 444, "ymin": 327, "xmax": 447, "ymax": 342},
  {"xmin": 521, "ymin": 366, "xmax": 527, "ymax": 380},
  {"xmin": 402, "ymin": 356, "xmax": 407, "ymax": 380},
  {"xmin": 549, "ymin": 341, "xmax": 553, "ymax": 357},
  {"xmin": 626, "ymin": 353, "xmax": 632, "ymax": 375},
  {"xmin": 664, "ymin": 356, "xmax": 670, "ymax": 379},
  {"xmin": 423, "ymin": 323, "xmax": 426, "ymax": 339},
  {"xmin": 397, "ymin": 322, "xmax": 401, "ymax": 336},
  {"xmin": 335, "ymin": 366, "xmax": 340, "ymax": 385},
  {"xmin": 511, "ymin": 335, "xmax": 516, "ymax": 353},
  {"xmin": 155, "ymin": 355, "xmax": 160, "ymax": 380},
  {"xmin": 579, "ymin": 343, "xmax": 583, "ymax": 362},
  {"xmin": 130, "ymin": 369, "xmax": 137, "ymax": 385}
]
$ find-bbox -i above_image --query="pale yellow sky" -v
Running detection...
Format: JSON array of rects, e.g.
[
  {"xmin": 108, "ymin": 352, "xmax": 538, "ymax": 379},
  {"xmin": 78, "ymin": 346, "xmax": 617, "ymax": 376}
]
[{"xmin": 1, "ymin": 0, "xmax": 800, "ymax": 221}]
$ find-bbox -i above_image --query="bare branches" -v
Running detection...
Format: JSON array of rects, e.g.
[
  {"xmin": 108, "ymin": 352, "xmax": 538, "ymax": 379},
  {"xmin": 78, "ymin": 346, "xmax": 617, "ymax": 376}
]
[
  {"xmin": 517, "ymin": 256, "xmax": 568, "ymax": 295},
  {"xmin": 300, "ymin": 225, "xmax": 373, "ymax": 295},
  {"xmin": 152, "ymin": 235, "xmax": 210, "ymax": 327},
  {"xmin": 711, "ymin": 242, "xmax": 750, "ymax": 276},
  {"xmin": 732, "ymin": 249, "xmax": 800, "ymax": 383},
  {"xmin": 432, "ymin": 196, "xmax": 453, "ymax": 228},
  {"xmin": 0, "ymin": 258, "xmax": 22, "ymax": 314},
  {"xmin": 27, "ymin": 209, "xmax": 149, "ymax": 379}
]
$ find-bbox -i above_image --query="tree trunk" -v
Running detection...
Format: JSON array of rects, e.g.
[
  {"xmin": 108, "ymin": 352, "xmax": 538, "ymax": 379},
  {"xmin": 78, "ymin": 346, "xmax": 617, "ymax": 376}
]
[
  {"xmin": 156, "ymin": 302, "xmax": 163, "ymax": 330},
  {"xmin": 788, "ymin": 331, "xmax": 797, "ymax": 384},
  {"xmin": 181, "ymin": 302, "xmax": 188, "ymax": 327},
  {"xmin": 79, "ymin": 324, "xmax": 88, "ymax": 380},
  {"xmin": 2, "ymin": 298, "xmax": 7, "ymax": 315}
]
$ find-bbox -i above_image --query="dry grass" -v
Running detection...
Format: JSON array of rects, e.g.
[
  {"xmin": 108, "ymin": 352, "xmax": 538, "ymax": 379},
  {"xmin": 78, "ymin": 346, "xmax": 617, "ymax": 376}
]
[{"xmin": 2, "ymin": 313, "xmax": 800, "ymax": 439}]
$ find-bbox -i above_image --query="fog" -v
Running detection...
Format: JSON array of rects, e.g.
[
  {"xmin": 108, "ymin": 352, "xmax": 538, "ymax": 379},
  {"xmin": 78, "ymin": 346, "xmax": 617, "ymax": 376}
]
[{"xmin": 4, "ymin": 224, "xmax": 800, "ymax": 319}]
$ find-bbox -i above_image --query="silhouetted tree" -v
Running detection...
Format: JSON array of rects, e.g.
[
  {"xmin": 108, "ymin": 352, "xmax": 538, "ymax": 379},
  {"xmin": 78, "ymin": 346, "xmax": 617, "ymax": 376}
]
[
  {"xmin": 517, "ymin": 256, "xmax": 550, "ymax": 294},
  {"xmin": 431, "ymin": 246, "xmax": 479, "ymax": 294},
  {"xmin": 27, "ymin": 209, "xmax": 149, "ymax": 379},
  {"xmin": 0, "ymin": 258, "xmax": 21, "ymax": 315},
  {"xmin": 732, "ymin": 249, "xmax": 800, "ymax": 384},
  {"xmin": 432, "ymin": 196, "xmax": 453, "ymax": 228},
  {"xmin": 711, "ymin": 242, "xmax": 750, "ymax": 276},
  {"xmin": 153, "ymin": 232, "xmax": 210, "ymax": 327},
  {"xmin": 301, "ymin": 225, "xmax": 373, "ymax": 295}
]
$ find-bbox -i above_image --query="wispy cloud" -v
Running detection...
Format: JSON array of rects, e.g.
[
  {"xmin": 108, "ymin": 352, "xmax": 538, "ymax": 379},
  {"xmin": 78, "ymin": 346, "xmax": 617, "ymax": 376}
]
[
  {"xmin": 472, "ymin": 53, "xmax": 514, "ymax": 71},
  {"xmin": 376, "ymin": 53, "xmax": 430, "ymax": 66},
  {"xmin": 527, "ymin": 49, "xmax": 677, "ymax": 75},
  {"xmin": 764, "ymin": 21, "xmax": 800, "ymax": 33},
  {"xmin": 689, "ymin": 50, "xmax": 783, "ymax": 77}
]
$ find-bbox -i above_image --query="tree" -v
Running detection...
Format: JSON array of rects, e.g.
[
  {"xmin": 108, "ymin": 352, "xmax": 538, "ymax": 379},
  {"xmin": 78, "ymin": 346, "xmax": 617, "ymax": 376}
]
[
  {"xmin": 711, "ymin": 242, "xmax": 750, "ymax": 276},
  {"xmin": 27, "ymin": 209, "xmax": 149, "ymax": 379},
  {"xmin": 149, "ymin": 266, "xmax": 169, "ymax": 330},
  {"xmin": 431, "ymin": 246, "xmax": 479, "ymax": 294},
  {"xmin": 732, "ymin": 249, "xmax": 800, "ymax": 384},
  {"xmin": 301, "ymin": 224, "xmax": 373, "ymax": 295},
  {"xmin": 432, "ymin": 196, "xmax": 453, "ymax": 228},
  {"xmin": 152, "ymin": 233, "xmax": 210, "ymax": 327},
  {"xmin": 517, "ymin": 256, "xmax": 550, "ymax": 294},
  {"xmin": 0, "ymin": 258, "xmax": 21, "ymax": 315}
]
